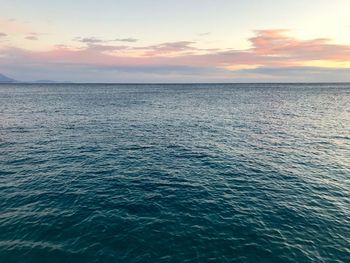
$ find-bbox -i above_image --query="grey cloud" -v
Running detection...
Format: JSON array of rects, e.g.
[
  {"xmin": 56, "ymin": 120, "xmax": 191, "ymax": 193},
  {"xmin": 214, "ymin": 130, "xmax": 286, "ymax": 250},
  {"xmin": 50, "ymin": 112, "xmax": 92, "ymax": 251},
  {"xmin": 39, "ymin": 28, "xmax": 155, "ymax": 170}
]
[
  {"xmin": 25, "ymin": 35, "xmax": 38, "ymax": 40},
  {"xmin": 236, "ymin": 66, "xmax": 350, "ymax": 82},
  {"xmin": 86, "ymin": 44, "xmax": 129, "ymax": 52},
  {"xmin": 114, "ymin": 38, "xmax": 138, "ymax": 43},
  {"xmin": 89, "ymin": 64, "xmax": 229, "ymax": 75},
  {"xmin": 75, "ymin": 37, "xmax": 104, "ymax": 43},
  {"xmin": 75, "ymin": 37, "xmax": 138, "ymax": 44},
  {"xmin": 0, "ymin": 61, "xmax": 232, "ymax": 83}
]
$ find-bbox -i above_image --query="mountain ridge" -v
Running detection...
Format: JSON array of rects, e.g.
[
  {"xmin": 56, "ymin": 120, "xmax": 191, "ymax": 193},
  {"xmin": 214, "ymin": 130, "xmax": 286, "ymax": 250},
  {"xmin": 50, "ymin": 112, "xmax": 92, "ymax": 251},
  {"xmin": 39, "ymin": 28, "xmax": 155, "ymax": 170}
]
[{"xmin": 0, "ymin": 73, "xmax": 16, "ymax": 83}]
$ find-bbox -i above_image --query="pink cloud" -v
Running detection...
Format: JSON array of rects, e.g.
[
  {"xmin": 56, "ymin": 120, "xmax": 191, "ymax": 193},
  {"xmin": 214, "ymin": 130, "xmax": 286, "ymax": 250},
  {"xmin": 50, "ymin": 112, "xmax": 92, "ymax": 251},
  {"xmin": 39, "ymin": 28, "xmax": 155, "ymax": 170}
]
[
  {"xmin": 250, "ymin": 29, "xmax": 350, "ymax": 61},
  {"xmin": 1, "ymin": 29, "xmax": 350, "ymax": 81}
]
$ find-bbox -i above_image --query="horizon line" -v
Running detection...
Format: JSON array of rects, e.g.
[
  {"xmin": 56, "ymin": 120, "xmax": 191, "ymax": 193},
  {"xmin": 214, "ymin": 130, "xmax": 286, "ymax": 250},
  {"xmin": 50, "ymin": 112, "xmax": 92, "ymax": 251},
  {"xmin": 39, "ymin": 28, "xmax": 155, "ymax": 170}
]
[{"xmin": 1, "ymin": 82, "xmax": 350, "ymax": 85}]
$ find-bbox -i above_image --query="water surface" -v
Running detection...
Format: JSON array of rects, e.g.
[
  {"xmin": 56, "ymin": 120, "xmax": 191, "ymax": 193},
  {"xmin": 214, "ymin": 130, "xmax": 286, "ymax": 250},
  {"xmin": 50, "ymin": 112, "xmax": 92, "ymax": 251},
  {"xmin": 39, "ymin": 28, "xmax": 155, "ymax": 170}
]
[{"xmin": 0, "ymin": 83, "xmax": 349, "ymax": 262}]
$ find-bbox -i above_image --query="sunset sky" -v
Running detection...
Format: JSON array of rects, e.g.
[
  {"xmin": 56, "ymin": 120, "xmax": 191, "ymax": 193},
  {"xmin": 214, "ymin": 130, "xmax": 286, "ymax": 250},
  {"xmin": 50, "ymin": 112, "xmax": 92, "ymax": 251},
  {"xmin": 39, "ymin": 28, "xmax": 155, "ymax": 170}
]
[{"xmin": 1, "ymin": 0, "xmax": 350, "ymax": 82}]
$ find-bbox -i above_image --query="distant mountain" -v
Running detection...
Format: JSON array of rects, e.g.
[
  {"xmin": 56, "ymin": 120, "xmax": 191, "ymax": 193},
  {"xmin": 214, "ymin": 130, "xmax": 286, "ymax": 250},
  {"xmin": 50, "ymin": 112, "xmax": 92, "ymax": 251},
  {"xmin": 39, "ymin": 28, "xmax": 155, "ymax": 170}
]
[
  {"xmin": 0, "ymin": 74, "xmax": 72, "ymax": 84},
  {"xmin": 0, "ymin": 73, "xmax": 16, "ymax": 83}
]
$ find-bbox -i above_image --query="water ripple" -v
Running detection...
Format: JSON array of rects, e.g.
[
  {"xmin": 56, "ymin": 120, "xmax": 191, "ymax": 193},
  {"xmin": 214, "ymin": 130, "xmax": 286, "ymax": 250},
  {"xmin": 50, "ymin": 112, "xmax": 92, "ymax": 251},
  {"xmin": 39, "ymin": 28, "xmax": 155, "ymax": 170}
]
[{"xmin": 0, "ymin": 83, "xmax": 349, "ymax": 262}]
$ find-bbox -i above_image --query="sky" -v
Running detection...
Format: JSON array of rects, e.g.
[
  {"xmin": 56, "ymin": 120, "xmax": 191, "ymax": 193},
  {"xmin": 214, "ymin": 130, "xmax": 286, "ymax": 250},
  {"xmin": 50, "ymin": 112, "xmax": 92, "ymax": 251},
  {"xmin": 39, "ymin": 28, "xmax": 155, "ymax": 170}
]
[{"xmin": 1, "ymin": 0, "xmax": 350, "ymax": 82}]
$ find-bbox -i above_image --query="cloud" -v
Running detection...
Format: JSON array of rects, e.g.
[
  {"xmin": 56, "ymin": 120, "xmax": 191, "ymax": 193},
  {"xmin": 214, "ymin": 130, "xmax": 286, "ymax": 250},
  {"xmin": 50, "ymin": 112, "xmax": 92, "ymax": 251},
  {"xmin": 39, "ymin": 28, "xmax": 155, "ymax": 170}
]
[
  {"xmin": 236, "ymin": 66, "xmax": 350, "ymax": 82},
  {"xmin": 73, "ymin": 38, "xmax": 200, "ymax": 56},
  {"xmin": 114, "ymin": 38, "xmax": 138, "ymax": 42},
  {"xmin": 1, "ymin": 30, "xmax": 350, "ymax": 82},
  {"xmin": 250, "ymin": 29, "xmax": 350, "ymax": 61},
  {"xmin": 75, "ymin": 37, "xmax": 104, "ymax": 44},
  {"xmin": 86, "ymin": 44, "xmax": 129, "ymax": 52},
  {"xmin": 89, "ymin": 64, "xmax": 228, "ymax": 75},
  {"xmin": 141, "ymin": 41, "xmax": 197, "ymax": 56},
  {"xmin": 75, "ymin": 36, "xmax": 138, "ymax": 44},
  {"xmin": 25, "ymin": 35, "xmax": 38, "ymax": 41}
]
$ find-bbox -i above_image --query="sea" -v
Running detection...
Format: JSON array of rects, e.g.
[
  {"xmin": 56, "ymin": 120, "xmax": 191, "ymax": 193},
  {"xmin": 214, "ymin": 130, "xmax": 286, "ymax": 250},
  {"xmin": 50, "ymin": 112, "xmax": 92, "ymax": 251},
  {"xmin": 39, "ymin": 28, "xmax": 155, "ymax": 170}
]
[{"xmin": 0, "ymin": 83, "xmax": 349, "ymax": 262}]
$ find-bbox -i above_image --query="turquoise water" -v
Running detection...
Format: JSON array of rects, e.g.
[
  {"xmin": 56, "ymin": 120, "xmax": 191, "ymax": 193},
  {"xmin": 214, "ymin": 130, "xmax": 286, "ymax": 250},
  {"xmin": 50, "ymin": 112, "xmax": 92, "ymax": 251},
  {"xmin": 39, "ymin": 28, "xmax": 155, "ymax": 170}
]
[{"xmin": 0, "ymin": 84, "xmax": 349, "ymax": 262}]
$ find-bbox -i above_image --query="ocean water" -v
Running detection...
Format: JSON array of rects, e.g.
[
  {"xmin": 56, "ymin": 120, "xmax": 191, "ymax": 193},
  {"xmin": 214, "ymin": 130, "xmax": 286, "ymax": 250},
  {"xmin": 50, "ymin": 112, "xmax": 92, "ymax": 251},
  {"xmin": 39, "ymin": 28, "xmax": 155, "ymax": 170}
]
[{"xmin": 0, "ymin": 83, "xmax": 349, "ymax": 263}]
